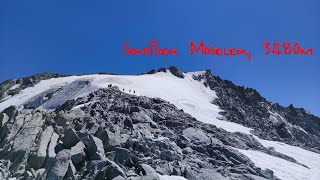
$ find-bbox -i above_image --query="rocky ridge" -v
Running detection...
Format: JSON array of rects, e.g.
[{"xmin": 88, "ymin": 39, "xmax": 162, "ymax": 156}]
[
  {"xmin": 190, "ymin": 70, "xmax": 320, "ymax": 152},
  {"xmin": 0, "ymin": 73, "xmax": 66, "ymax": 102}
]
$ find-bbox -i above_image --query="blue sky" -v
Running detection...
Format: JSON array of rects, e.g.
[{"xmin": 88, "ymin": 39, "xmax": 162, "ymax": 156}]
[{"xmin": 0, "ymin": 0, "xmax": 319, "ymax": 116}]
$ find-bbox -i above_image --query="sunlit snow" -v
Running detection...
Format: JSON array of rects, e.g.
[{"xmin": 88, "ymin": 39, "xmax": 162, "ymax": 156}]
[{"xmin": 159, "ymin": 175, "xmax": 188, "ymax": 180}]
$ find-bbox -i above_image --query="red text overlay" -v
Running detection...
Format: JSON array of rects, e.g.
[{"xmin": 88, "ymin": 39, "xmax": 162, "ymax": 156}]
[{"xmin": 123, "ymin": 40, "xmax": 313, "ymax": 61}]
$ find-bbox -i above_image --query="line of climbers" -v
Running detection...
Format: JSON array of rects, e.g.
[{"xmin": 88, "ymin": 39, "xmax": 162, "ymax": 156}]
[{"xmin": 108, "ymin": 84, "xmax": 136, "ymax": 94}]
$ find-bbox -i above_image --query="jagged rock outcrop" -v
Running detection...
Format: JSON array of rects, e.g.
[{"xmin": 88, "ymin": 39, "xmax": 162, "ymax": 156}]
[
  {"xmin": 145, "ymin": 66, "xmax": 184, "ymax": 79},
  {"xmin": 168, "ymin": 66, "xmax": 185, "ymax": 79}
]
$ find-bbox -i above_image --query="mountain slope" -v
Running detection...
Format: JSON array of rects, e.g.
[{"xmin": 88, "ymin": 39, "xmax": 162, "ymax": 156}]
[
  {"xmin": 193, "ymin": 70, "xmax": 320, "ymax": 151},
  {"xmin": 0, "ymin": 67, "xmax": 319, "ymax": 180}
]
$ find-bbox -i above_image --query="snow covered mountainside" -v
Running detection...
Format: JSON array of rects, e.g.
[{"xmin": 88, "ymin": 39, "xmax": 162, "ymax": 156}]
[{"xmin": 0, "ymin": 66, "xmax": 319, "ymax": 180}]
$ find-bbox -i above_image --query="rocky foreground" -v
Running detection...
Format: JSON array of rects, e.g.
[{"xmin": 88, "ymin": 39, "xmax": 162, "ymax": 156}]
[{"xmin": 1, "ymin": 86, "xmax": 280, "ymax": 180}]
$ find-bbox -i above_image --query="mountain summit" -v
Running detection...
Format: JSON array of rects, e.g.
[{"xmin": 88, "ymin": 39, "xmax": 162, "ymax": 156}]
[{"xmin": 0, "ymin": 67, "xmax": 319, "ymax": 180}]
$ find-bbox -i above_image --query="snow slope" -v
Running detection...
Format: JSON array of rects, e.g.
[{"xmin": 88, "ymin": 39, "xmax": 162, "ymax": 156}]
[
  {"xmin": 251, "ymin": 137, "xmax": 320, "ymax": 180},
  {"xmin": 0, "ymin": 76, "xmax": 87, "ymax": 112},
  {"xmin": 1, "ymin": 71, "xmax": 319, "ymax": 180},
  {"xmin": 0, "ymin": 72, "xmax": 250, "ymax": 133},
  {"xmin": 159, "ymin": 175, "xmax": 188, "ymax": 180}
]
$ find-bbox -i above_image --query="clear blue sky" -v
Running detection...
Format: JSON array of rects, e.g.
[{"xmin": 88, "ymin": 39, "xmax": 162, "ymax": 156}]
[{"xmin": 0, "ymin": 1, "xmax": 319, "ymax": 116}]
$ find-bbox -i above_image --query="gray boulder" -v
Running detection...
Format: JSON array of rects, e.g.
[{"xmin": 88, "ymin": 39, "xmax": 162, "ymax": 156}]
[
  {"xmin": 186, "ymin": 168, "xmax": 227, "ymax": 180},
  {"xmin": 28, "ymin": 126, "xmax": 54, "ymax": 169},
  {"xmin": 71, "ymin": 141, "xmax": 86, "ymax": 169},
  {"xmin": 61, "ymin": 128, "xmax": 80, "ymax": 149},
  {"xmin": 46, "ymin": 149, "xmax": 71, "ymax": 180},
  {"xmin": 10, "ymin": 112, "xmax": 44, "ymax": 169},
  {"xmin": 95, "ymin": 127, "xmax": 121, "ymax": 150},
  {"xmin": 78, "ymin": 132, "xmax": 106, "ymax": 160},
  {"xmin": 113, "ymin": 147, "xmax": 131, "ymax": 165},
  {"xmin": 182, "ymin": 128, "xmax": 213, "ymax": 145},
  {"xmin": 135, "ymin": 164, "xmax": 160, "ymax": 180},
  {"xmin": 85, "ymin": 159, "xmax": 127, "ymax": 179}
]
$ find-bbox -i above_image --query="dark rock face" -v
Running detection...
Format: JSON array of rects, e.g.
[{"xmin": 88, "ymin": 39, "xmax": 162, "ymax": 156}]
[
  {"xmin": 0, "ymin": 80, "xmax": 16, "ymax": 101},
  {"xmin": 0, "ymin": 87, "xmax": 281, "ymax": 179},
  {"xmin": 193, "ymin": 70, "xmax": 320, "ymax": 152},
  {"xmin": 61, "ymin": 128, "xmax": 81, "ymax": 149},
  {"xmin": 145, "ymin": 69, "xmax": 157, "ymax": 75},
  {"xmin": 157, "ymin": 68, "xmax": 167, "ymax": 73},
  {"xmin": 144, "ymin": 66, "xmax": 185, "ymax": 79},
  {"xmin": 168, "ymin": 66, "xmax": 185, "ymax": 79},
  {"xmin": 0, "ymin": 73, "xmax": 66, "ymax": 102},
  {"xmin": 2, "ymin": 106, "xmax": 17, "ymax": 120}
]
